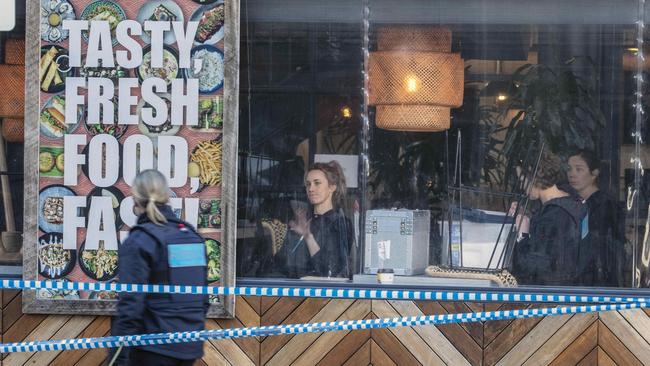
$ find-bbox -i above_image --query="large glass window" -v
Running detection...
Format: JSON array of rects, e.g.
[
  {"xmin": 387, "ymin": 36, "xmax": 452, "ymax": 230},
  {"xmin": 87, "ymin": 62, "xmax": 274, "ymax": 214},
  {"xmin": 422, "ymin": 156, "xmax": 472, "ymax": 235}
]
[
  {"xmin": 234, "ymin": 0, "xmax": 646, "ymax": 289},
  {"xmin": 4, "ymin": 1, "xmax": 646, "ymax": 287},
  {"xmin": 364, "ymin": 4, "xmax": 639, "ymax": 288},
  {"xmin": 236, "ymin": 11, "xmax": 363, "ymax": 278}
]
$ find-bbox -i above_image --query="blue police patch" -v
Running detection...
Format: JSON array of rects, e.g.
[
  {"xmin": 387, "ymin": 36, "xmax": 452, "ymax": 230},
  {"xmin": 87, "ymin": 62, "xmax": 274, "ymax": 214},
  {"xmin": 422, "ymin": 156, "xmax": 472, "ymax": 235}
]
[{"xmin": 168, "ymin": 243, "xmax": 207, "ymax": 268}]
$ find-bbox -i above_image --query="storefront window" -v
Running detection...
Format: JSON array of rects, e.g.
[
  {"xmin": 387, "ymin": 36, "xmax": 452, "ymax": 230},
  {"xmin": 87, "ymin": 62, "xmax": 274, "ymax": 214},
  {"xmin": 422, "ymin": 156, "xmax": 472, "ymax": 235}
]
[
  {"xmin": 6, "ymin": 1, "xmax": 646, "ymax": 287},
  {"xmin": 236, "ymin": 0, "xmax": 650, "ymax": 290}
]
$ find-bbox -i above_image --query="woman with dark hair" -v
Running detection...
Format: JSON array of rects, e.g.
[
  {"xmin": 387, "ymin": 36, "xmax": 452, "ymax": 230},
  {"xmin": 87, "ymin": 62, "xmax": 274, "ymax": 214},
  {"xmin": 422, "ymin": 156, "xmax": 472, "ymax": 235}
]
[
  {"xmin": 511, "ymin": 150, "xmax": 590, "ymax": 286},
  {"xmin": 568, "ymin": 150, "xmax": 627, "ymax": 286},
  {"xmin": 276, "ymin": 161, "xmax": 352, "ymax": 278}
]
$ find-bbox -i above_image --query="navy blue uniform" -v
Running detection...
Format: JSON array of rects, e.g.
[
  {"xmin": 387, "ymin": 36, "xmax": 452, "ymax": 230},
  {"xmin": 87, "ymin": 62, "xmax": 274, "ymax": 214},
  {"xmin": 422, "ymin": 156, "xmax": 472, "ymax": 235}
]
[{"xmin": 112, "ymin": 205, "xmax": 208, "ymax": 363}]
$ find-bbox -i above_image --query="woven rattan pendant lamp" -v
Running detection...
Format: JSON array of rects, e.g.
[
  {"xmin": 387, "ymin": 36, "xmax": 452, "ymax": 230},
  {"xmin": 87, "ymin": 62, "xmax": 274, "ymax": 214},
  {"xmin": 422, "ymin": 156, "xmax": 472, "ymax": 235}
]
[{"xmin": 369, "ymin": 26, "xmax": 464, "ymax": 131}]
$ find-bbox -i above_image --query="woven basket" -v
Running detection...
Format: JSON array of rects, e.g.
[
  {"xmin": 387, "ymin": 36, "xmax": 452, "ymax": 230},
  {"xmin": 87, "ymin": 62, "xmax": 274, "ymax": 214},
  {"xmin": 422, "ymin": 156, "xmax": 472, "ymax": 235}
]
[
  {"xmin": 369, "ymin": 26, "xmax": 464, "ymax": 132},
  {"xmin": 2, "ymin": 118, "xmax": 24, "ymax": 142},
  {"xmin": 0, "ymin": 65, "xmax": 24, "ymax": 119},
  {"xmin": 369, "ymin": 51, "xmax": 464, "ymax": 107},
  {"xmin": 375, "ymin": 105, "xmax": 450, "ymax": 131},
  {"xmin": 376, "ymin": 26, "xmax": 451, "ymax": 52},
  {"xmin": 4, "ymin": 38, "xmax": 24, "ymax": 65}
]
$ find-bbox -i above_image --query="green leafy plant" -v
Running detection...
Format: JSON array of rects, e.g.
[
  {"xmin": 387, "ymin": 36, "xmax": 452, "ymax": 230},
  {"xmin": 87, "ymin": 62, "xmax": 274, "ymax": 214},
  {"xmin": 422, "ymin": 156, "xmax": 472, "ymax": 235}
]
[{"xmin": 493, "ymin": 58, "xmax": 606, "ymax": 189}]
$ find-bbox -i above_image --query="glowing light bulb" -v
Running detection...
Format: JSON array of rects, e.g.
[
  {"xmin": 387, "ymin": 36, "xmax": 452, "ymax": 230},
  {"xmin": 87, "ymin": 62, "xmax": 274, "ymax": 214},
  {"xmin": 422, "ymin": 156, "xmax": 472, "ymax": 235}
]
[
  {"xmin": 497, "ymin": 94, "xmax": 508, "ymax": 102},
  {"xmin": 406, "ymin": 76, "xmax": 419, "ymax": 93},
  {"xmin": 341, "ymin": 106, "xmax": 352, "ymax": 119}
]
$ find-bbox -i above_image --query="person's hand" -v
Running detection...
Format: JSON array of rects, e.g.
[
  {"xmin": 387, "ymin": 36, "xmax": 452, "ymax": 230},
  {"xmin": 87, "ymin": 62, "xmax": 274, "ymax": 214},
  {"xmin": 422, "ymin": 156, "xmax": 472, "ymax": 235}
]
[
  {"xmin": 508, "ymin": 202, "xmax": 519, "ymax": 217},
  {"xmin": 515, "ymin": 214, "xmax": 530, "ymax": 234},
  {"xmin": 508, "ymin": 202, "xmax": 529, "ymax": 234},
  {"xmin": 289, "ymin": 208, "xmax": 311, "ymax": 237}
]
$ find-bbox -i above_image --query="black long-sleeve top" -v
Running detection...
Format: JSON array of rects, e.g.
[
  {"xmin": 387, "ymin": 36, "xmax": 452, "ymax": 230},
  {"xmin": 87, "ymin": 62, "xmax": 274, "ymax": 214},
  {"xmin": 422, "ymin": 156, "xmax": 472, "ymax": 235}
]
[
  {"xmin": 585, "ymin": 190, "xmax": 627, "ymax": 287},
  {"xmin": 277, "ymin": 209, "xmax": 352, "ymax": 278}
]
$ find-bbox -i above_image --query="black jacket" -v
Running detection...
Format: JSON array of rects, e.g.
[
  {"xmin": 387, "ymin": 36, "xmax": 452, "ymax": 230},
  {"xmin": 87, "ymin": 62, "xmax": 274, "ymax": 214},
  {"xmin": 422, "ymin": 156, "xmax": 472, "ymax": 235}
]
[
  {"xmin": 585, "ymin": 190, "xmax": 627, "ymax": 286},
  {"xmin": 277, "ymin": 209, "xmax": 351, "ymax": 278},
  {"xmin": 512, "ymin": 196, "xmax": 589, "ymax": 286},
  {"xmin": 112, "ymin": 205, "xmax": 208, "ymax": 362}
]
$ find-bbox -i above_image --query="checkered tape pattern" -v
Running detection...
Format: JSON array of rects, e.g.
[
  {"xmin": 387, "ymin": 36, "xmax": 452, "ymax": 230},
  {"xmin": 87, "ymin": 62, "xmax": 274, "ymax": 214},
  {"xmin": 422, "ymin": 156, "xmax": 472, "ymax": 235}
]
[
  {"xmin": 3, "ymin": 279, "xmax": 649, "ymax": 304},
  {"xmin": 0, "ymin": 298, "xmax": 646, "ymax": 353}
]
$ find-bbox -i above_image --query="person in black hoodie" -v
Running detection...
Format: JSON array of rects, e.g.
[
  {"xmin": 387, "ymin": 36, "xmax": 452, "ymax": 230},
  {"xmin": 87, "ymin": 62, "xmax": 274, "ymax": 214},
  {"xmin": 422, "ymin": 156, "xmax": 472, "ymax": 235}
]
[
  {"xmin": 111, "ymin": 170, "xmax": 208, "ymax": 366},
  {"xmin": 276, "ymin": 161, "xmax": 352, "ymax": 278},
  {"xmin": 567, "ymin": 150, "xmax": 627, "ymax": 286},
  {"xmin": 511, "ymin": 150, "xmax": 590, "ymax": 286}
]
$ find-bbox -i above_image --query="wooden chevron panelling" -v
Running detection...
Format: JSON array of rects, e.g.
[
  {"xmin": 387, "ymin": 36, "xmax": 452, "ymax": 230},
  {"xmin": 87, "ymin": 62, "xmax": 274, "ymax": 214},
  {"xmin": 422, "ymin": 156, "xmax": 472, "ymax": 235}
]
[{"xmin": 4, "ymin": 290, "xmax": 650, "ymax": 365}]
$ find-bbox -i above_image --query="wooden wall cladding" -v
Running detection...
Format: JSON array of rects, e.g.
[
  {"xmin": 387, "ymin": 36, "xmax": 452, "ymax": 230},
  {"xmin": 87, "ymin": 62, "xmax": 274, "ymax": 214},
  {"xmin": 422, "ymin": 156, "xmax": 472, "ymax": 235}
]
[{"xmin": 3, "ymin": 290, "xmax": 650, "ymax": 365}]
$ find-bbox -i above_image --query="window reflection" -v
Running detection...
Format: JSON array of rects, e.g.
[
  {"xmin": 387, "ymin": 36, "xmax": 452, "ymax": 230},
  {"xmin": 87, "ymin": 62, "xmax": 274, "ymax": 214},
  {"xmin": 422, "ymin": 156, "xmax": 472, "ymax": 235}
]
[{"xmin": 236, "ymin": 0, "xmax": 646, "ymax": 289}]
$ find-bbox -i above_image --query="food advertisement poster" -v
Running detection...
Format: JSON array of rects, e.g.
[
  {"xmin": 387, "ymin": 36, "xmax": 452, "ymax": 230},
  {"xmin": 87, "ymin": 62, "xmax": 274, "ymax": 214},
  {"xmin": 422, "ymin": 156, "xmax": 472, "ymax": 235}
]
[{"xmin": 23, "ymin": 0, "xmax": 240, "ymax": 317}]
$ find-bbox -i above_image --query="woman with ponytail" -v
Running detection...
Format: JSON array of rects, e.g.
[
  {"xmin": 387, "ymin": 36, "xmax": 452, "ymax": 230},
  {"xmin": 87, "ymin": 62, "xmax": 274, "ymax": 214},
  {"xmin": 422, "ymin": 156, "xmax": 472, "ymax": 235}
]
[
  {"xmin": 111, "ymin": 170, "xmax": 208, "ymax": 365},
  {"xmin": 277, "ymin": 161, "xmax": 352, "ymax": 278},
  {"xmin": 131, "ymin": 169, "xmax": 170, "ymax": 225}
]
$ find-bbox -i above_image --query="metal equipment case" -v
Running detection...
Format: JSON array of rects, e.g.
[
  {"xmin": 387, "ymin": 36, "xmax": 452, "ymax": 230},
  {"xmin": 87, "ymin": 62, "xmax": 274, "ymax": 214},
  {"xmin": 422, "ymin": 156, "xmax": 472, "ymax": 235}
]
[{"xmin": 364, "ymin": 209, "xmax": 431, "ymax": 275}]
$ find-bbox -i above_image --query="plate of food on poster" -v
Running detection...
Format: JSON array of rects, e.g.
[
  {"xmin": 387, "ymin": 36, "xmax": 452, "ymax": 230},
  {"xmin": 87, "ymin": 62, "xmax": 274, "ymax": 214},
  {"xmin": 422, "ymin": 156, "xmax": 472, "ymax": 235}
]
[
  {"xmin": 78, "ymin": 240, "xmax": 119, "ymax": 281},
  {"xmin": 137, "ymin": 0, "xmax": 184, "ymax": 45},
  {"xmin": 80, "ymin": 0, "xmax": 126, "ymax": 45},
  {"xmin": 88, "ymin": 290, "xmax": 119, "ymax": 300},
  {"xmin": 185, "ymin": 45, "xmax": 224, "ymax": 94},
  {"xmin": 84, "ymin": 97, "xmax": 128, "ymax": 139},
  {"xmin": 79, "ymin": 58, "xmax": 129, "ymax": 81},
  {"xmin": 189, "ymin": 137, "xmax": 222, "ymax": 190},
  {"xmin": 38, "ymin": 232, "xmax": 77, "ymax": 280},
  {"xmin": 38, "ymin": 287, "xmax": 80, "ymax": 300},
  {"xmin": 198, "ymin": 199, "xmax": 221, "ymax": 229},
  {"xmin": 37, "ymin": 279, "xmax": 80, "ymax": 299},
  {"xmin": 192, "ymin": 0, "xmax": 221, "ymax": 4},
  {"xmin": 88, "ymin": 280, "xmax": 119, "ymax": 300},
  {"xmin": 40, "ymin": 94, "xmax": 83, "ymax": 139},
  {"xmin": 191, "ymin": 1, "xmax": 225, "ymax": 45},
  {"xmin": 84, "ymin": 186, "xmax": 125, "ymax": 230},
  {"xmin": 137, "ymin": 93, "xmax": 180, "ymax": 137},
  {"xmin": 205, "ymin": 238, "xmax": 221, "ymax": 282},
  {"xmin": 38, "ymin": 184, "xmax": 76, "ymax": 234},
  {"xmin": 39, "ymin": 146, "xmax": 65, "ymax": 178},
  {"xmin": 194, "ymin": 96, "xmax": 223, "ymax": 131},
  {"xmin": 137, "ymin": 45, "xmax": 181, "ymax": 86},
  {"xmin": 40, "ymin": 0, "xmax": 76, "ymax": 43},
  {"xmin": 40, "ymin": 45, "xmax": 75, "ymax": 93}
]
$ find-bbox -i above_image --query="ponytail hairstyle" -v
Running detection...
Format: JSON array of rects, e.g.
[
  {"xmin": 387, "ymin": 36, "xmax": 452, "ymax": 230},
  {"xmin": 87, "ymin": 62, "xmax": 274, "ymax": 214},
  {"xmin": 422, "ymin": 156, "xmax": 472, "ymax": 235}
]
[
  {"xmin": 132, "ymin": 170, "xmax": 170, "ymax": 225},
  {"xmin": 307, "ymin": 161, "xmax": 347, "ymax": 209}
]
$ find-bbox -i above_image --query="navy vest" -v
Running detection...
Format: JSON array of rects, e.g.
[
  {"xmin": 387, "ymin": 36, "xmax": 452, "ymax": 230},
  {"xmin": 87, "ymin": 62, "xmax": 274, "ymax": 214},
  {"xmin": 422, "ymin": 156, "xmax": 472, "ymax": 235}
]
[{"xmin": 132, "ymin": 221, "xmax": 207, "ymax": 303}]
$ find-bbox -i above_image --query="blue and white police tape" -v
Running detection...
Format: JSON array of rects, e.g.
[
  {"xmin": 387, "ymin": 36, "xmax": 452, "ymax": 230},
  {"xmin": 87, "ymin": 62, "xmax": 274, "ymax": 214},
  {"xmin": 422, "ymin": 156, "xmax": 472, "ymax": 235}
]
[
  {"xmin": 1, "ymin": 279, "xmax": 648, "ymax": 304},
  {"xmin": 0, "ymin": 301, "xmax": 647, "ymax": 353}
]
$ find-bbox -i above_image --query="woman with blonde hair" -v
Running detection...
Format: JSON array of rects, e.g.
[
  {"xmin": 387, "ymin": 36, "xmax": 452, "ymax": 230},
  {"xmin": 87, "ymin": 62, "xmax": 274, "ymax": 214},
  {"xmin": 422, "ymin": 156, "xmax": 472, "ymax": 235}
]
[
  {"xmin": 111, "ymin": 170, "xmax": 208, "ymax": 366},
  {"xmin": 131, "ymin": 169, "xmax": 171, "ymax": 225}
]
